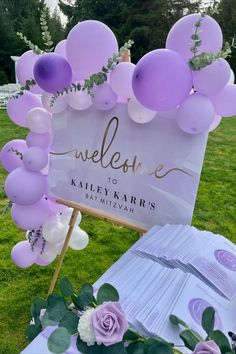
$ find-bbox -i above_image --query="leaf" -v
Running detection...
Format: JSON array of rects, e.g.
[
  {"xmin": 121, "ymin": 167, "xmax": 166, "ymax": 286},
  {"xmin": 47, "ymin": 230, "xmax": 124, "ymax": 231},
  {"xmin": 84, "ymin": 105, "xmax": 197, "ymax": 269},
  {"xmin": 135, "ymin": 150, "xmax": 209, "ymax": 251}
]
[
  {"xmin": 25, "ymin": 324, "xmax": 42, "ymax": 341},
  {"xmin": 77, "ymin": 283, "xmax": 94, "ymax": 309},
  {"xmin": 179, "ymin": 330, "xmax": 200, "ymax": 351},
  {"xmin": 59, "ymin": 312, "xmax": 79, "ymax": 334},
  {"xmin": 41, "ymin": 312, "xmax": 57, "ymax": 328},
  {"xmin": 60, "ymin": 277, "xmax": 74, "ymax": 296},
  {"xmin": 169, "ymin": 314, "xmax": 188, "ymax": 328},
  {"xmin": 97, "ymin": 283, "xmax": 119, "ymax": 305},
  {"xmin": 76, "ymin": 335, "xmax": 89, "ymax": 353},
  {"xmin": 123, "ymin": 329, "xmax": 139, "ymax": 341},
  {"xmin": 47, "ymin": 328, "xmax": 71, "ymax": 354},
  {"xmin": 47, "ymin": 294, "xmax": 68, "ymax": 322},
  {"xmin": 146, "ymin": 340, "xmax": 173, "ymax": 354},
  {"xmin": 101, "ymin": 342, "xmax": 127, "ymax": 354},
  {"xmin": 31, "ymin": 298, "xmax": 46, "ymax": 326},
  {"xmin": 202, "ymin": 307, "xmax": 215, "ymax": 336},
  {"xmin": 127, "ymin": 342, "xmax": 145, "ymax": 354},
  {"xmin": 211, "ymin": 330, "xmax": 232, "ymax": 353}
]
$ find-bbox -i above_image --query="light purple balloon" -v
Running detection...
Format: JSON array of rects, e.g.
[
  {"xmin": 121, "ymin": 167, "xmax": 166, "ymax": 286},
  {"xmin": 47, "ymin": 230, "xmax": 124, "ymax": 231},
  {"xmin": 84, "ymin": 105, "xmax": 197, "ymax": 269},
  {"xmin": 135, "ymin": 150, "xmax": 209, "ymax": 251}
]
[
  {"xmin": 41, "ymin": 92, "xmax": 67, "ymax": 114},
  {"xmin": 34, "ymin": 53, "xmax": 72, "ymax": 93},
  {"xmin": 16, "ymin": 50, "xmax": 43, "ymax": 94},
  {"xmin": 35, "ymin": 256, "xmax": 51, "ymax": 266},
  {"xmin": 176, "ymin": 93, "xmax": 215, "ymax": 134},
  {"xmin": 11, "ymin": 240, "xmax": 37, "ymax": 268},
  {"xmin": 0, "ymin": 139, "xmax": 27, "ymax": 172},
  {"xmin": 209, "ymin": 114, "xmax": 222, "ymax": 132},
  {"xmin": 47, "ymin": 197, "xmax": 67, "ymax": 214},
  {"xmin": 26, "ymin": 107, "xmax": 52, "ymax": 134},
  {"xmin": 210, "ymin": 84, "xmax": 236, "ymax": 117},
  {"xmin": 23, "ymin": 146, "xmax": 48, "ymax": 171},
  {"xmin": 5, "ymin": 167, "xmax": 47, "ymax": 205},
  {"xmin": 110, "ymin": 62, "xmax": 136, "ymax": 98},
  {"xmin": 193, "ymin": 59, "xmax": 231, "ymax": 95},
  {"xmin": 66, "ymin": 20, "xmax": 118, "ymax": 79},
  {"xmin": 11, "ymin": 198, "xmax": 52, "ymax": 230},
  {"xmin": 132, "ymin": 49, "xmax": 192, "ymax": 111},
  {"xmin": 26, "ymin": 131, "xmax": 51, "ymax": 150},
  {"xmin": 7, "ymin": 91, "xmax": 42, "ymax": 127},
  {"xmin": 54, "ymin": 39, "xmax": 67, "ymax": 59},
  {"xmin": 92, "ymin": 83, "xmax": 118, "ymax": 111},
  {"xmin": 166, "ymin": 13, "xmax": 223, "ymax": 61}
]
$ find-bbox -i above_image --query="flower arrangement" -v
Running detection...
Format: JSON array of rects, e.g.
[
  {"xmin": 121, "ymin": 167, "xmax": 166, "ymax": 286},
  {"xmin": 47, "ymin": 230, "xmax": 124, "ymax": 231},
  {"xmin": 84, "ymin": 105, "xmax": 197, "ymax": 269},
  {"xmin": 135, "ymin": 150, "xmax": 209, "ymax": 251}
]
[{"xmin": 26, "ymin": 277, "xmax": 236, "ymax": 354}]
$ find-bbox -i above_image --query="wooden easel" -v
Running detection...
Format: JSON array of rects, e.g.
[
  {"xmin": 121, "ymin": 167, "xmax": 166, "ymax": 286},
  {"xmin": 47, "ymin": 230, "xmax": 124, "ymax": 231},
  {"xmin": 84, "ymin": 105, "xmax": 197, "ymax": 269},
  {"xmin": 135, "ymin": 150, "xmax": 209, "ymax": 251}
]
[{"xmin": 48, "ymin": 50, "xmax": 146, "ymax": 294}]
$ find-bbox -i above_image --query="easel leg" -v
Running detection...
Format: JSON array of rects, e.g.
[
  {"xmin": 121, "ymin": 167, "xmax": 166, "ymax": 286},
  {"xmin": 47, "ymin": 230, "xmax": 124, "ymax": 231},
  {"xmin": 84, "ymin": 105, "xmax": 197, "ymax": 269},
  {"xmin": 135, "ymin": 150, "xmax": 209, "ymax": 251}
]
[{"xmin": 48, "ymin": 208, "xmax": 79, "ymax": 295}]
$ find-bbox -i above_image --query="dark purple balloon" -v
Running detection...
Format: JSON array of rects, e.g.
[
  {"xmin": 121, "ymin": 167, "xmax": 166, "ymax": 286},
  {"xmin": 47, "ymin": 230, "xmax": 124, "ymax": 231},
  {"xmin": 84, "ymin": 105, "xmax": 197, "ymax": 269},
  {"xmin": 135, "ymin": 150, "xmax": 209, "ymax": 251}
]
[
  {"xmin": 0, "ymin": 139, "xmax": 28, "ymax": 172},
  {"xmin": 26, "ymin": 131, "xmax": 51, "ymax": 150},
  {"xmin": 34, "ymin": 53, "xmax": 72, "ymax": 93}
]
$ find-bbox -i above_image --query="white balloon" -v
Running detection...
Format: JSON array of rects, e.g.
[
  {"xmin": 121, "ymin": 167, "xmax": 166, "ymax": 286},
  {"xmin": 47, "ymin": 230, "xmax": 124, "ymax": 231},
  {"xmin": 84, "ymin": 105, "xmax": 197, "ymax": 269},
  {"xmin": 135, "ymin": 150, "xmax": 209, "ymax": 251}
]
[
  {"xmin": 228, "ymin": 69, "xmax": 235, "ymax": 84},
  {"xmin": 128, "ymin": 97, "xmax": 157, "ymax": 124},
  {"xmin": 53, "ymin": 241, "xmax": 65, "ymax": 255},
  {"xmin": 39, "ymin": 247, "xmax": 57, "ymax": 263},
  {"xmin": 42, "ymin": 92, "xmax": 67, "ymax": 114},
  {"xmin": 42, "ymin": 217, "xmax": 66, "ymax": 244},
  {"xmin": 67, "ymin": 89, "xmax": 92, "ymax": 111},
  {"xmin": 60, "ymin": 208, "xmax": 82, "ymax": 225},
  {"xmin": 69, "ymin": 227, "xmax": 89, "ymax": 250},
  {"xmin": 26, "ymin": 107, "xmax": 52, "ymax": 133}
]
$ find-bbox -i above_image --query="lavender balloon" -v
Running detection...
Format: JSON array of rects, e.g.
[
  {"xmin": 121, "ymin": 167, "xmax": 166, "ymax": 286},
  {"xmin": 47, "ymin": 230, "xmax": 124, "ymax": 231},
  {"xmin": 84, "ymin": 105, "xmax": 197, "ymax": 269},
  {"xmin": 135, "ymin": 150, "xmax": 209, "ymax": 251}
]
[
  {"xmin": 16, "ymin": 50, "xmax": 43, "ymax": 94},
  {"xmin": 34, "ymin": 53, "xmax": 72, "ymax": 93},
  {"xmin": 176, "ymin": 93, "xmax": 215, "ymax": 134},
  {"xmin": 26, "ymin": 107, "xmax": 52, "ymax": 134},
  {"xmin": 11, "ymin": 241, "xmax": 37, "ymax": 268},
  {"xmin": 210, "ymin": 84, "xmax": 236, "ymax": 117},
  {"xmin": 66, "ymin": 20, "xmax": 118, "ymax": 79},
  {"xmin": 5, "ymin": 167, "xmax": 47, "ymax": 205},
  {"xmin": 166, "ymin": 13, "xmax": 223, "ymax": 60},
  {"xmin": 132, "ymin": 49, "xmax": 192, "ymax": 111},
  {"xmin": 35, "ymin": 256, "xmax": 51, "ymax": 266},
  {"xmin": 47, "ymin": 197, "xmax": 67, "ymax": 214},
  {"xmin": 0, "ymin": 139, "xmax": 27, "ymax": 172},
  {"xmin": 110, "ymin": 62, "xmax": 136, "ymax": 98},
  {"xmin": 41, "ymin": 92, "xmax": 67, "ymax": 114},
  {"xmin": 11, "ymin": 198, "xmax": 52, "ymax": 230},
  {"xmin": 54, "ymin": 39, "xmax": 67, "ymax": 59},
  {"xmin": 23, "ymin": 146, "xmax": 48, "ymax": 171},
  {"xmin": 209, "ymin": 114, "xmax": 222, "ymax": 132},
  {"xmin": 92, "ymin": 83, "xmax": 118, "ymax": 111},
  {"xmin": 7, "ymin": 91, "xmax": 42, "ymax": 127},
  {"xmin": 26, "ymin": 131, "xmax": 51, "ymax": 150},
  {"xmin": 193, "ymin": 59, "xmax": 231, "ymax": 95}
]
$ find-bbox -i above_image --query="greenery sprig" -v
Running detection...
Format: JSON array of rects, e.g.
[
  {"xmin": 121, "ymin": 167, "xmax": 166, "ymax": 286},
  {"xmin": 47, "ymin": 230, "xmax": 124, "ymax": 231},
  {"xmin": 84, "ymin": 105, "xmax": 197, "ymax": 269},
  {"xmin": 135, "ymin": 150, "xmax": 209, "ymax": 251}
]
[
  {"xmin": 10, "ymin": 79, "xmax": 37, "ymax": 100},
  {"xmin": 40, "ymin": 7, "xmax": 54, "ymax": 52},
  {"xmin": 190, "ymin": 13, "xmax": 205, "ymax": 57},
  {"xmin": 16, "ymin": 32, "xmax": 43, "ymax": 55},
  {"xmin": 50, "ymin": 39, "xmax": 134, "ymax": 106}
]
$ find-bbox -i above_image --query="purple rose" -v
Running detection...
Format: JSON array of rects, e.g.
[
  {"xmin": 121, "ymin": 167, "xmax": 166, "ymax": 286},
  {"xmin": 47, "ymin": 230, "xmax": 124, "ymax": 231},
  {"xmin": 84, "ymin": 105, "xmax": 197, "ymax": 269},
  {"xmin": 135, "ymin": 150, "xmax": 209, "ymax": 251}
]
[
  {"xmin": 193, "ymin": 341, "xmax": 221, "ymax": 354},
  {"xmin": 91, "ymin": 302, "xmax": 128, "ymax": 346}
]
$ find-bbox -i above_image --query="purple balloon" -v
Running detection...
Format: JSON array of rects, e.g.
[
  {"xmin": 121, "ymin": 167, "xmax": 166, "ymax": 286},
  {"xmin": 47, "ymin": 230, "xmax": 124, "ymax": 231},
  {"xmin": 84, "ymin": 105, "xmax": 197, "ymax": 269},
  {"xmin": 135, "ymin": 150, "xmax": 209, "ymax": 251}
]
[
  {"xmin": 193, "ymin": 59, "xmax": 231, "ymax": 95},
  {"xmin": 5, "ymin": 167, "xmax": 47, "ymax": 205},
  {"xmin": 66, "ymin": 20, "xmax": 118, "ymax": 79},
  {"xmin": 35, "ymin": 256, "xmax": 51, "ymax": 266},
  {"xmin": 166, "ymin": 13, "xmax": 223, "ymax": 61},
  {"xmin": 92, "ymin": 83, "xmax": 118, "ymax": 111},
  {"xmin": 210, "ymin": 84, "xmax": 236, "ymax": 117},
  {"xmin": 26, "ymin": 131, "xmax": 51, "ymax": 150},
  {"xmin": 23, "ymin": 146, "xmax": 48, "ymax": 171},
  {"xmin": 0, "ymin": 139, "xmax": 27, "ymax": 172},
  {"xmin": 7, "ymin": 91, "xmax": 42, "ymax": 127},
  {"xmin": 209, "ymin": 114, "xmax": 222, "ymax": 132},
  {"xmin": 16, "ymin": 50, "xmax": 43, "ymax": 94},
  {"xmin": 110, "ymin": 62, "xmax": 136, "ymax": 98},
  {"xmin": 47, "ymin": 197, "xmax": 67, "ymax": 214},
  {"xmin": 11, "ymin": 241, "xmax": 37, "ymax": 268},
  {"xmin": 54, "ymin": 40, "xmax": 67, "ymax": 59},
  {"xmin": 176, "ymin": 93, "xmax": 215, "ymax": 134},
  {"xmin": 34, "ymin": 53, "xmax": 72, "ymax": 93},
  {"xmin": 132, "ymin": 49, "xmax": 192, "ymax": 111},
  {"xmin": 11, "ymin": 198, "xmax": 52, "ymax": 230}
]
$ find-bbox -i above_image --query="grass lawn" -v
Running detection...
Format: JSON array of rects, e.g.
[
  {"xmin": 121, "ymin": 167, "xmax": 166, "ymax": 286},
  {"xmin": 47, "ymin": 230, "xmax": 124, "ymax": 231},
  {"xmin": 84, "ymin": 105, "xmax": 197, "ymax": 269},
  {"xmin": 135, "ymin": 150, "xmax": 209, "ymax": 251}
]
[{"xmin": 0, "ymin": 109, "xmax": 235, "ymax": 353}]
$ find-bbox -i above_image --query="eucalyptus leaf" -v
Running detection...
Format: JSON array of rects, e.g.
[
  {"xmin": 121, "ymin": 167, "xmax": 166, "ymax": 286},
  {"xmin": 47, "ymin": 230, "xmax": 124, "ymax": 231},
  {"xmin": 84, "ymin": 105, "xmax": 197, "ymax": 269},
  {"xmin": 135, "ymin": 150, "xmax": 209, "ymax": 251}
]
[
  {"xmin": 202, "ymin": 307, "xmax": 215, "ymax": 336},
  {"xmin": 48, "ymin": 328, "xmax": 71, "ymax": 354},
  {"xmin": 126, "ymin": 342, "xmax": 145, "ymax": 354},
  {"xmin": 59, "ymin": 311, "xmax": 79, "ymax": 334},
  {"xmin": 77, "ymin": 283, "xmax": 94, "ymax": 309},
  {"xmin": 97, "ymin": 283, "xmax": 119, "ymax": 305},
  {"xmin": 123, "ymin": 329, "xmax": 139, "ymax": 341},
  {"xmin": 76, "ymin": 335, "xmax": 89, "ymax": 353},
  {"xmin": 60, "ymin": 277, "xmax": 74, "ymax": 296},
  {"xmin": 146, "ymin": 340, "xmax": 173, "ymax": 354},
  {"xmin": 41, "ymin": 312, "xmax": 57, "ymax": 328},
  {"xmin": 47, "ymin": 294, "xmax": 68, "ymax": 322},
  {"xmin": 179, "ymin": 330, "xmax": 200, "ymax": 351},
  {"xmin": 101, "ymin": 342, "xmax": 127, "ymax": 354},
  {"xmin": 25, "ymin": 324, "xmax": 42, "ymax": 341}
]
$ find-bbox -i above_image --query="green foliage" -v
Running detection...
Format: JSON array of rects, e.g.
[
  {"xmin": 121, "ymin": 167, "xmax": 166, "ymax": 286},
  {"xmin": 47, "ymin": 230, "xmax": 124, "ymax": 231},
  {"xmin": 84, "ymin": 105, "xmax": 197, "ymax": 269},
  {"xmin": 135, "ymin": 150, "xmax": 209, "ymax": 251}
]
[
  {"xmin": 210, "ymin": 330, "xmax": 233, "ymax": 353},
  {"xmin": 77, "ymin": 283, "xmax": 94, "ymax": 309},
  {"xmin": 97, "ymin": 283, "xmax": 119, "ymax": 305},
  {"xmin": 59, "ymin": 276, "xmax": 74, "ymax": 296},
  {"xmin": 16, "ymin": 32, "xmax": 42, "ymax": 55},
  {"xmin": 40, "ymin": 7, "xmax": 54, "ymax": 52},
  {"xmin": 201, "ymin": 307, "xmax": 215, "ymax": 336},
  {"xmin": 179, "ymin": 329, "xmax": 200, "ymax": 351},
  {"xmin": 48, "ymin": 327, "xmax": 71, "ymax": 354},
  {"xmin": 59, "ymin": 312, "xmax": 79, "ymax": 334}
]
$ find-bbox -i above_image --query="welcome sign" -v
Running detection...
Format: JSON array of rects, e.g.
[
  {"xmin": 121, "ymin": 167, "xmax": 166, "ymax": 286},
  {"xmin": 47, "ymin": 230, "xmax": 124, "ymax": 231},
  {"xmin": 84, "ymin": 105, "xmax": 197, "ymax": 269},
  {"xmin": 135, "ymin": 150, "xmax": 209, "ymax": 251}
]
[{"xmin": 48, "ymin": 103, "xmax": 208, "ymax": 230}]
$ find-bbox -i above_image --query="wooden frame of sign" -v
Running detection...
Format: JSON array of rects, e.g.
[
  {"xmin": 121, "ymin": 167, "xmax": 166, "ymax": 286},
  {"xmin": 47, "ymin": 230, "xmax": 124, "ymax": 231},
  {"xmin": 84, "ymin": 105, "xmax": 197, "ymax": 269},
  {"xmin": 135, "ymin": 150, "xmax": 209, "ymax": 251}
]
[{"xmin": 47, "ymin": 50, "xmax": 146, "ymax": 294}]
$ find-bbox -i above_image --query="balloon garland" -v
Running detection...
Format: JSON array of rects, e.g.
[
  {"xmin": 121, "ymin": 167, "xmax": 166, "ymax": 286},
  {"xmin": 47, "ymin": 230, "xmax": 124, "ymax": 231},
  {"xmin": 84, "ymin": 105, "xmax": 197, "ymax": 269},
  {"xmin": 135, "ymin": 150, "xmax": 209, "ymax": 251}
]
[{"xmin": 1, "ymin": 11, "xmax": 236, "ymax": 269}]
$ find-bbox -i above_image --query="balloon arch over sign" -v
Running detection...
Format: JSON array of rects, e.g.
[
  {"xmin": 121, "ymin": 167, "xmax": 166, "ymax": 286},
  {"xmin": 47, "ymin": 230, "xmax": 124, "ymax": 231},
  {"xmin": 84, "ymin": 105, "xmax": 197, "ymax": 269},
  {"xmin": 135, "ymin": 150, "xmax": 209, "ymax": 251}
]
[{"xmin": 1, "ymin": 13, "xmax": 236, "ymax": 292}]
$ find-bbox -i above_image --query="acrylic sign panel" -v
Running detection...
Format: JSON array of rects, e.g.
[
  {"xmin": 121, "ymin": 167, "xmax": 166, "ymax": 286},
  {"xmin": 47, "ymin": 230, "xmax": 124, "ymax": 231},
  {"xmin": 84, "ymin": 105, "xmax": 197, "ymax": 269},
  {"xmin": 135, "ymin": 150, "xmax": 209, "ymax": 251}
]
[{"xmin": 48, "ymin": 103, "xmax": 208, "ymax": 229}]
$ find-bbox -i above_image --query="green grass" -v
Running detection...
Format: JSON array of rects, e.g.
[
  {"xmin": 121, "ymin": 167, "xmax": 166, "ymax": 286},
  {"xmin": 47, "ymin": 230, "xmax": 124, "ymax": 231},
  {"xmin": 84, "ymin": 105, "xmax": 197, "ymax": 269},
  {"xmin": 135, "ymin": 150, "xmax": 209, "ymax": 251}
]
[{"xmin": 0, "ymin": 109, "xmax": 235, "ymax": 353}]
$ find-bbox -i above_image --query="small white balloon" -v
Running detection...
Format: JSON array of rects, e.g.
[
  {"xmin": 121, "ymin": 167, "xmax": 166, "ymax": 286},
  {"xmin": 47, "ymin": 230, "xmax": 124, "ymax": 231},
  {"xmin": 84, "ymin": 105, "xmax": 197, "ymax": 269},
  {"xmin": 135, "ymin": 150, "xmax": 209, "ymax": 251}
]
[
  {"xmin": 128, "ymin": 97, "xmax": 157, "ymax": 124},
  {"xmin": 67, "ymin": 88, "xmax": 92, "ymax": 111},
  {"xmin": 42, "ymin": 217, "xmax": 66, "ymax": 244},
  {"xmin": 53, "ymin": 241, "xmax": 65, "ymax": 255},
  {"xmin": 26, "ymin": 107, "xmax": 52, "ymax": 133},
  {"xmin": 69, "ymin": 227, "xmax": 89, "ymax": 250},
  {"xmin": 42, "ymin": 92, "xmax": 67, "ymax": 114},
  {"xmin": 60, "ymin": 208, "xmax": 82, "ymax": 225}
]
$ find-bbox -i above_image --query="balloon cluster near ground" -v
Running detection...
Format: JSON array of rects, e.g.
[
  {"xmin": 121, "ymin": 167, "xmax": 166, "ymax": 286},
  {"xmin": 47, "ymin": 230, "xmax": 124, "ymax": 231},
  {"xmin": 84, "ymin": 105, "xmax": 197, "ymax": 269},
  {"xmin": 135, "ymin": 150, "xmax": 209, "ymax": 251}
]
[{"xmin": 1, "ymin": 14, "xmax": 235, "ymax": 269}]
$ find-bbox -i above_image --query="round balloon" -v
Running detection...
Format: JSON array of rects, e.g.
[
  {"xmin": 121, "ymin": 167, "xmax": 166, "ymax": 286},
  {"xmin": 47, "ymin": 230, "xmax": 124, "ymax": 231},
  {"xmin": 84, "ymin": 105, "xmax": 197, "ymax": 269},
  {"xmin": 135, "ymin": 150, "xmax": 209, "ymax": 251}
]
[
  {"xmin": 41, "ymin": 92, "xmax": 67, "ymax": 114},
  {"xmin": 11, "ymin": 240, "xmax": 37, "ymax": 268},
  {"xmin": 46, "ymin": 197, "xmax": 67, "ymax": 214},
  {"xmin": 209, "ymin": 114, "xmax": 222, "ymax": 132},
  {"xmin": 176, "ymin": 93, "xmax": 215, "ymax": 134},
  {"xmin": 26, "ymin": 131, "xmax": 51, "ymax": 150},
  {"xmin": 60, "ymin": 208, "xmax": 82, "ymax": 225},
  {"xmin": 35, "ymin": 256, "xmax": 51, "ymax": 266},
  {"xmin": 92, "ymin": 83, "xmax": 118, "ymax": 111},
  {"xmin": 193, "ymin": 59, "xmax": 231, "ymax": 95},
  {"xmin": 0, "ymin": 139, "xmax": 28, "ymax": 172},
  {"xmin": 210, "ymin": 84, "xmax": 236, "ymax": 117},
  {"xmin": 132, "ymin": 49, "xmax": 192, "ymax": 111},
  {"xmin": 69, "ymin": 227, "xmax": 89, "ymax": 250},
  {"xmin": 42, "ymin": 217, "xmax": 66, "ymax": 244},
  {"xmin": 5, "ymin": 167, "xmax": 47, "ymax": 205},
  {"xmin": 23, "ymin": 146, "xmax": 48, "ymax": 171},
  {"xmin": 7, "ymin": 91, "xmax": 42, "ymax": 127},
  {"xmin": 66, "ymin": 20, "xmax": 118, "ymax": 79},
  {"xmin": 26, "ymin": 107, "xmax": 52, "ymax": 133},
  {"xmin": 39, "ymin": 243, "xmax": 57, "ymax": 263},
  {"xmin": 34, "ymin": 53, "xmax": 72, "ymax": 93},
  {"xmin": 110, "ymin": 62, "xmax": 136, "ymax": 98},
  {"xmin": 166, "ymin": 13, "xmax": 223, "ymax": 61},
  {"xmin": 16, "ymin": 50, "xmax": 43, "ymax": 94},
  {"xmin": 67, "ymin": 88, "xmax": 92, "ymax": 111},
  {"xmin": 54, "ymin": 39, "xmax": 67, "ymax": 59},
  {"xmin": 11, "ymin": 198, "xmax": 51, "ymax": 230},
  {"xmin": 128, "ymin": 97, "xmax": 157, "ymax": 124}
]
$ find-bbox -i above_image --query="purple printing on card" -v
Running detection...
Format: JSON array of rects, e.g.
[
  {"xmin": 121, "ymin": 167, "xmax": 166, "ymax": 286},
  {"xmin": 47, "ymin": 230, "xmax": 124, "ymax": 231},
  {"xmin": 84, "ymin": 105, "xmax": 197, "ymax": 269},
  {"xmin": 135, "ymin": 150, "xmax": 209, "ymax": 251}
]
[
  {"xmin": 188, "ymin": 298, "xmax": 222, "ymax": 330},
  {"xmin": 214, "ymin": 249, "xmax": 236, "ymax": 272}
]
